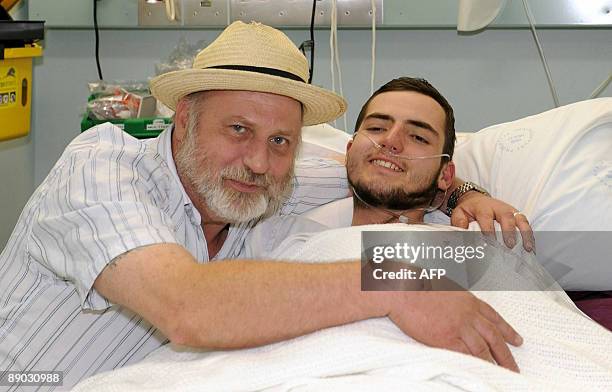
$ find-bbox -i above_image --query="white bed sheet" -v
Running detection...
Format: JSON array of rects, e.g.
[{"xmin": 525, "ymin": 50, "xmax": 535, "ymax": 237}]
[{"xmin": 73, "ymin": 224, "xmax": 612, "ymax": 392}]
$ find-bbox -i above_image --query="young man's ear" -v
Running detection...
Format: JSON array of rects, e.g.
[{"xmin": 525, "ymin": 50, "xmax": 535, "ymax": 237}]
[
  {"xmin": 344, "ymin": 139, "xmax": 354, "ymax": 165},
  {"xmin": 438, "ymin": 161, "xmax": 455, "ymax": 191}
]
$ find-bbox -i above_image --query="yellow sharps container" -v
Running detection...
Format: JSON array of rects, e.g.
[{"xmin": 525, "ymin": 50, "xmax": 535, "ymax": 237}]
[{"xmin": 0, "ymin": 21, "xmax": 44, "ymax": 141}]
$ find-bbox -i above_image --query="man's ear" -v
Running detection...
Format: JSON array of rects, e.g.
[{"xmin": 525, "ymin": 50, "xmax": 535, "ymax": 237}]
[
  {"xmin": 346, "ymin": 139, "xmax": 353, "ymax": 153},
  {"xmin": 344, "ymin": 140, "xmax": 353, "ymax": 166},
  {"xmin": 438, "ymin": 160, "xmax": 455, "ymax": 191},
  {"xmin": 173, "ymin": 98, "xmax": 191, "ymax": 141}
]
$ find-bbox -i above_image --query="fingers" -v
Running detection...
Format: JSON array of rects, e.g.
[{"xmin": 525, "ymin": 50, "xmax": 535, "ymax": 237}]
[
  {"xmin": 498, "ymin": 211, "xmax": 536, "ymax": 252},
  {"xmin": 459, "ymin": 313, "xmax": 521, "ymax": 373},
  {"xmin": 474, "ymin": 209, "xmax": 495, "ymax": 238},
  {"xmin": 499, "ymin": 211, "xmax": 518, "ymax": 249},
  {"xmin": 515, "ymin": 214, "xmax": 535, "ymax": 252},
  {"xmin": 473, "ymin": 317, "xmax": 520, "ymax": 373},
  {"xmin": 460, "ymin": 326, "xmax": 496, "ymax": 366},
  {"xmin": 478, "ymin": 300, "xmax": 523, "ymax": 347},
  {"xmin": 448, "ymin": 338, "xmax": 471, "ymax": 356},
  {"xmin": 450, "ymin": 207, "xmax": 470, "ymax": 229}
]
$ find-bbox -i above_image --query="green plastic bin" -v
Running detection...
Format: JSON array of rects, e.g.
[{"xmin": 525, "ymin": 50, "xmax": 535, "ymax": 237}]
[{"xmin": 80, "ymin": 116, "xmax": 172, "ymax": 139}]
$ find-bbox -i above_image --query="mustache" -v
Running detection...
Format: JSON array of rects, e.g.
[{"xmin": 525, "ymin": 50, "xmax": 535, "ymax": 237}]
[{"xmin": 220, "ymin": 166, "xmax": 273, "ymax": 188}]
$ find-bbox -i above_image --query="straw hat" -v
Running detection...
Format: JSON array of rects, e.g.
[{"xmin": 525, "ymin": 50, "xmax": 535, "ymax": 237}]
[{"xmin": 150, "ymin": 21, "xmax": 347, "ymax": 126}]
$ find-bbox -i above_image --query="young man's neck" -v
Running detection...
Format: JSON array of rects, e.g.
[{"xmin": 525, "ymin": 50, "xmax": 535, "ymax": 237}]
[{"xmin": 351, "ymin": 200, "xmax": 425, "ymax": 226}]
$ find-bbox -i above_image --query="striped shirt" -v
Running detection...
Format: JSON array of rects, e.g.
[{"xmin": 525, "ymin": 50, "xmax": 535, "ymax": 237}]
[{"xmin": 0, "ymin": 123, "xmax": 348, "ymax": 390}]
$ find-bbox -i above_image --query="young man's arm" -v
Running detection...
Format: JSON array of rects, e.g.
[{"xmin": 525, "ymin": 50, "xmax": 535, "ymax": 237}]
[
  {"xmin": 94, "ymin": 243, "xmax": 522, "ymax": 372},
  {"xmin": 443, "ymin": 178, "xmax": 534, "ymax": 251}
]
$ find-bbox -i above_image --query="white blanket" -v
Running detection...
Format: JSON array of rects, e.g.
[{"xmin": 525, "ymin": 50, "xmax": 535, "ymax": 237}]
[{"xmin": 73, "ymin": 225, "xmax": 612, "ymax": 392}]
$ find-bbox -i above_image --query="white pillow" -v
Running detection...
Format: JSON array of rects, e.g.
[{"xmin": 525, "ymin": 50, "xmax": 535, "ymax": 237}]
[
  {"xmin": 453, "ymin": 98, "xmax": 612, "ymax": 290},
  {"xmin": 298, "ymin": 123, "xmax": 351, "ymax": 161}
]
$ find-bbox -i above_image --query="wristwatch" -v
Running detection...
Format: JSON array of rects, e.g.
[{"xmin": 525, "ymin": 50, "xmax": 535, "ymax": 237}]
[{"xmin": 446, "ymin": 181, "xmax": 490, "ymax": 216}]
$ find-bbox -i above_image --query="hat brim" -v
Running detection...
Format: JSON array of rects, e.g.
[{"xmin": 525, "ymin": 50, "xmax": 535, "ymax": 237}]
[{"xmin": 150, "ymin": 69, "xmax": 347, "ymax": 126}]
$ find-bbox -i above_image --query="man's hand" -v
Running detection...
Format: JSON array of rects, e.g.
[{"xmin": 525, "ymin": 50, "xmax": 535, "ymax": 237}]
[
  {"xmin": 450, "ymin": 191, "xmax": 535, "ymax": 252},
  {"xmin": 386, "ymin": 291, "xmax": 523, "ymax": 372}
]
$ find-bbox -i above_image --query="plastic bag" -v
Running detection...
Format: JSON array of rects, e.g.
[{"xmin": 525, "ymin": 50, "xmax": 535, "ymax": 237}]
[
  {"xmin": 154, "ymin": 35, "xmax": 207, "ymax": 75},
  {"xmin": 86, "ymin": 80, "xmax": 152, "ymax": 120}
]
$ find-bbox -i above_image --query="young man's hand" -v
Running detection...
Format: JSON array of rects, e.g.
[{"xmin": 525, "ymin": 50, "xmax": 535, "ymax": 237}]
[{"xmin": 451, "ymin": 191, "xmax": 535, "ymax": 252}]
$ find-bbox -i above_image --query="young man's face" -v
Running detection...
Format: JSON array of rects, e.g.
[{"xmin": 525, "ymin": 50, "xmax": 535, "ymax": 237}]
[
  {"xmin": 173, "ymin": 90, "xmax": 303, "ymax": 223},
  {"xmin": 346, "ymin": 90, "xmax": 452, "ymax": 210}
]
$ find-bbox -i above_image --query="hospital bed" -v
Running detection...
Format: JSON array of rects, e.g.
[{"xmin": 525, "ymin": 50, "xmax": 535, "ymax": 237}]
[
  {"xmin": 73, "ymin": 98, "xmax": 612, "ymax": 391},
  {"xmin": 303, "ymin": 98, "xmax": 612, "ymax": 289}
]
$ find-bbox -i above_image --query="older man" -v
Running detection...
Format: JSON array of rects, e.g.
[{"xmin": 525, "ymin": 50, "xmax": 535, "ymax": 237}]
[{"xmin": 0, "ymin": 22, "xmax": 525, "ymax": 388}]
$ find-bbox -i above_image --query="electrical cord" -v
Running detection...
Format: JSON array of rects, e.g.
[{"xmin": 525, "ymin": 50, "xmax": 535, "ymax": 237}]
[
  {"xmin": 330, "ymin": 0, "xmax": 347, "ymax": 131},
  {"xmin": 308, "ymin": 0, "xmax": 316, "ymax": 83},
  {"xmin": 93, "ymin": 0, "xmax": 103, "ymax": 80},
  {"xmin": 329, "ymin": 0, "xmax": 336, "ymax": 98},
  {"xmin": 522, "ymin": 0, "xmax": 559, "ymax": 107},
  {"xmin": 370, "ymin": 0, "xmax": 376, "ymax": 95},
  {"xmin": 589, "ymin": 72, "xmax": 612, "ymax": 99},
  {"xmin": 522, "ymin": 0, "xmax": 609, "ymax": 103},
  {"xmin": 298, "ymin": 0, "xmax": 317, "ymax": 84}
]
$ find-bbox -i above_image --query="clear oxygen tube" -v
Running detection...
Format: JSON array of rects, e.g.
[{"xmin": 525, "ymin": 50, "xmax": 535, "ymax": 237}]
[
  {"xmin": 351, "ymin": 133, "xmax": 450, "ymax": 222},
  {"xmin": 363, "ymin": 133, "xmax": 450, "ymax": 162}
]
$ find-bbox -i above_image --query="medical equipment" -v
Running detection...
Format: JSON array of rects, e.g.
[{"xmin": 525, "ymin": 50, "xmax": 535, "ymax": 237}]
[
  {"xmin": 329, "ymin": 0, "xmax": 378, "ymax": 127},
  {"xmin": 351, "ymin": 182, "xmax": 448, "ymax": 222},
  {"xmin": 297, "ymin": 0, "xmax": 316, "ymax": 84},
  {"xmin": 361, "ymin": 132, "xmax": 451, "ymax": 162},
  {"xmin": 93, "ymin": 0, "xmax": 103, "ymax": 79},
  {"xmin": 350, "ymin": 132, "xmax": 450, "ymax": 219},
  {"xmin": 521, "ymin": 0, "xmax": 560, "ymax": 107},
  {"xmin": 369, "ymin": 0, "xmax": 377, "ymax": 95},
  {"xmin": 329, "ymin": 0, "xmax": 347, "ymax": 131}
]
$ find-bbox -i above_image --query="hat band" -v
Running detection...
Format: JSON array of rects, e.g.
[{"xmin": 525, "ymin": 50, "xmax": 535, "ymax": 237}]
[{"xmin": 206, "ymin": 65, "xmax": 306, "ymax": 83}]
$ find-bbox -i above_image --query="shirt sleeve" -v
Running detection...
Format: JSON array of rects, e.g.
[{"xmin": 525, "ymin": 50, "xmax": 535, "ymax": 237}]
[
  {"xmin": 27, "ymin": 129, "xmax": 182, "ymax": 311},
  {"xmin": 280, "ymin": 157, "xmax": 349, "ymax": 216}
]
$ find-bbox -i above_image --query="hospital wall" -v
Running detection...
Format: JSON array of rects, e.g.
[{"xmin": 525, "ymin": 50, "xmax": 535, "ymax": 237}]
[
  {"xmin": 0, "ymin": 1, "xmax": 34, "ymax": 251},
  {"xmin": 0, "ymin": 26, "xmax": 610, "ymax": 248}
]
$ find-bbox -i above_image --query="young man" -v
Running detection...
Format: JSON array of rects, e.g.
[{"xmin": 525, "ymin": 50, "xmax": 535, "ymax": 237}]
[
  {"xmin": 0, "ymin": 22, "xmax": 525, "ymax": 387},
  {"xmin": 245, "ymin": 77, "xmax": 525, "ymax": 371}
]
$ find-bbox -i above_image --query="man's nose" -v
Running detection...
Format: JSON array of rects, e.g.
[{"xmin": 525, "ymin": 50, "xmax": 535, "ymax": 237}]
[
  {"xmin": 242, "ymin": 142, "xmax": 270, "ymax": 175},
  {"xmin": 378, "ymin": 126, "xmax": 403, "ymax": 153}
]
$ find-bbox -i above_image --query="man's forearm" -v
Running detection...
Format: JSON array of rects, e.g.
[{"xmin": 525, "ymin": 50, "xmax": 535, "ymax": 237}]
[
  {"xmin": 94, "ymin": 243, "xmax": 521, "ymax": 371},
  {"xmin": 177, "ymin": 259, "xmax": 389, "ymax": 349},
  {"xmin": 94, "ymin": 243, "xmax": 388, "ymax": 350}
]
